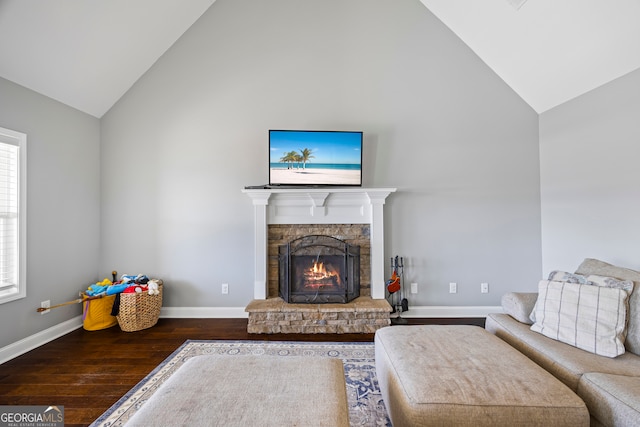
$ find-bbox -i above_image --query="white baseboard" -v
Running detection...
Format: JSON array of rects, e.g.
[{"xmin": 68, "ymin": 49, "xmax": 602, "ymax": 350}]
[
  {"xmin": 160, "ymin": 306, "xmax": 249, "ymax": 318},
  {"xmin": 395, "ymin": 305, "xmax": 503, "ymax": 318},
  {"xmin": 0, "ymin": 315, "xmax": 83, "ymax": 364}
]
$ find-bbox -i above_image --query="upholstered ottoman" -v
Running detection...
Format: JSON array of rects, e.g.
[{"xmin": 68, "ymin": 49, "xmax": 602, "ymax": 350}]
[
  {"xmin": 375, "ymin": 325, "xmax": 589, "ymax": 426},
  {"xmin": 126, "ymin": 355, "xmax": 350, "ymax": 427}
]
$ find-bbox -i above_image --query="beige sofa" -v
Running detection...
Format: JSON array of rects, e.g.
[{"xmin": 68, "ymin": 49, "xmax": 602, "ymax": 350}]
[{"xmin": 486, "ymin": 258, "xmax": 640, "ymax": 427}]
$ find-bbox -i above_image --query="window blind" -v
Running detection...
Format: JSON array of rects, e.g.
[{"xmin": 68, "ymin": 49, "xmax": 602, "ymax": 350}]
[
  {"xmin": 0, "ymin": 127, "xmax": 25, "ymax": 303},
  {"xmin": 0, "ymin": 142, "xmax": 18, "ymax": 289}
]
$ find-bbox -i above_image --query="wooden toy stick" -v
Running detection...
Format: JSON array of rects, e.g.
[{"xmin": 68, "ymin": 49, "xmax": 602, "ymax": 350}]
[{"xmin": 35, "ymin": 295, "xmax": 103, "ymax": 312}]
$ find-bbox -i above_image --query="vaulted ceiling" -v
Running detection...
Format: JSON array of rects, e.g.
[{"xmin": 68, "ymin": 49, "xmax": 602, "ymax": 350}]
[
  {"xmin": 1, "ymin": 0, "xmax": 639, "ymax": 118},
  {"xmin": 0, "ymin": 0, "xmax": 215, "ymax": 118},
  {"xmin": 419, "ymin": 0, "xmax": 640, "ymax": 113}
]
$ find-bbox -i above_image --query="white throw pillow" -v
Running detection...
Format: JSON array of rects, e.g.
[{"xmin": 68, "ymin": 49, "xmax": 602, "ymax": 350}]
[
  {"xmin": 586, "ymin": 275, "xmax": 634, "ymax": 292},
  {"xmin": 531, "ymin": 280, "xmax": 631, "ymax": 358},
  {"xmin": 547, "ymin": 270, "xmax": 589, "ymax": 284},
  {"xmin": 547, "ymin": 271, "xmax": 633, "ymax": 291},
  {"xmin": 530, "ymin": 272, "xmax": 634, "ymax": 323}
]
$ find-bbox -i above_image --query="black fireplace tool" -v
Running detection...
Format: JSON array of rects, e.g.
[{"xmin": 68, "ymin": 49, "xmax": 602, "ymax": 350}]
[{"xmin": 388, "ymin": 256, "xmax": 408, "ymax": 325}]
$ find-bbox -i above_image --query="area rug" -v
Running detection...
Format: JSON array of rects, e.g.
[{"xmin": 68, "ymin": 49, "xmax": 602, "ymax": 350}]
[{"xmin": 91, "ymin": 340, "xmax": 390, "ymax": 427}]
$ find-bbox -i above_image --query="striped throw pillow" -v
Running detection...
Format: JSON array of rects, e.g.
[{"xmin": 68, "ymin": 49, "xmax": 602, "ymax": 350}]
[{"xmin": 531, "ymin": 280, "xmax": 631, "ymax": 358}]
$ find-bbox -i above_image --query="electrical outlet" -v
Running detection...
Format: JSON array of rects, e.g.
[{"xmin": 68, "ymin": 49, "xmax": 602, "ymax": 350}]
[
  {"xmin": 221, "ymin": 283, "xmax": 229, "ymax": 294},
  {"xmin": 410, "ymin": 282, "xmax": 418, "ymax": 294},
  {"xmin": 449, "ymin": 282, "xmax": 457, "ymax": 294},
  {"xmin": 481, "ymin": 282, "xmax": 489, "ymax": 293},
  {"xmin": 40, "ymin": 300, "xmax": 50, "ymax": 315}
]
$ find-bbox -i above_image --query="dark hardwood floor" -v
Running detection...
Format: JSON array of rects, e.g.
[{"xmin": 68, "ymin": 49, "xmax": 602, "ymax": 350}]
[{"xmin": 0, "ymin": 317, "xmax": 484, "ymax": 427}]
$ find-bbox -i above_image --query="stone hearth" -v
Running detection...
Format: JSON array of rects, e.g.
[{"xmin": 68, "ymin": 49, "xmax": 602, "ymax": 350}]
[{"xmin": 246, "ymin": 297, "xmax": 391, "ymax": 334}]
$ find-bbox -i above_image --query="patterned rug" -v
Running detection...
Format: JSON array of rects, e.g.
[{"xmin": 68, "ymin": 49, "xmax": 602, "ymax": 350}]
[{"xmin": 91, "ymin": 340, "xmax": 390, "ymax": 426}]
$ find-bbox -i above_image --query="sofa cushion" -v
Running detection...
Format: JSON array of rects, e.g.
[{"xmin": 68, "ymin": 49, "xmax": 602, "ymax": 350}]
[
  {"xmin": 502, "ymin": 292, "xmax": 538, "ymax": 325},
  {"xmin": 577, "ymin": 373, "xmax": 640, "ymax": 427},
  {"xmin": 531, "ymin": 280, "xmax": 630, "ymax": 357},
  {"xmin": 486, "ymin": 313, "xmax": 640, "ymax": 391},
  {"xmin": 575, "ymin": 258, "xmax": 640, "ymax": 356}
]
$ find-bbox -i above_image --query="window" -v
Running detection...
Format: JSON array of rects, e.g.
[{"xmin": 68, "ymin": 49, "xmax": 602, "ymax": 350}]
[{"xmin": 0, "ymin": 126, "xmax": 26, "ymax": 304}]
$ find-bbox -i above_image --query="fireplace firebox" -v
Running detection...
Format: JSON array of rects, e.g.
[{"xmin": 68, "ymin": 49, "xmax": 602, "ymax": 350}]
[{"xmin": 279, "ymin": 235, "xmax": 360, "ymax": 304}]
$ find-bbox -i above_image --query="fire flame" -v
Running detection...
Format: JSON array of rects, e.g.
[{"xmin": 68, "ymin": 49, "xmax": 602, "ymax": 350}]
[
  {"xmin": 304, "ymin": 260, "xmax": 341, "ymax": 288},
  {"xmin": 313, "ymin": 261, "xmax": 326, "ymax": 275}
]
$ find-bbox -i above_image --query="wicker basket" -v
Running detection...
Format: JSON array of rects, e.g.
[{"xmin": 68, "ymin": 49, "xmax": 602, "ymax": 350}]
[{"xmin": 116, "ymin": 285, "xmax": 163, "ymax": 332}]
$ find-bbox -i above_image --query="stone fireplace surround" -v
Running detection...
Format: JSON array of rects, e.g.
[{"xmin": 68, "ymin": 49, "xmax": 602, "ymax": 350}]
[{"xmin": 243, "ymin": 187, "xmax": 396, "ymax": 333}]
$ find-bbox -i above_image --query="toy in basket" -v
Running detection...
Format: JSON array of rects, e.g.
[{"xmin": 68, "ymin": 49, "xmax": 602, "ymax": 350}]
[
  {"xmin": 117, "ymin": 279, "xmax": 163, "ymax": 332},
  {"xmin": 81, "ymin": 276, "xmax": 123, "ymax": 331}
]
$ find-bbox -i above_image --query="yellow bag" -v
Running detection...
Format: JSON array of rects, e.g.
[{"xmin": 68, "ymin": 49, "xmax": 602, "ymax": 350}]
[{"xmin": 82, "ymin": 294, "xmax": 118, "ymax": 331}]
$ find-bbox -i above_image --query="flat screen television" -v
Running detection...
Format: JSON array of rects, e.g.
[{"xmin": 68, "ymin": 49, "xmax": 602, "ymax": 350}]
[{"xmin": 269, "ymin": 130, "xmax": 363, "ymax": 187}]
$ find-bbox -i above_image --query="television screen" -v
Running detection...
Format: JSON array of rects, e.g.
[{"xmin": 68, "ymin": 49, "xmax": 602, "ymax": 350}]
[{"xmin": 269, "ymin": 130, "xmax": 363, "ymax": 186}]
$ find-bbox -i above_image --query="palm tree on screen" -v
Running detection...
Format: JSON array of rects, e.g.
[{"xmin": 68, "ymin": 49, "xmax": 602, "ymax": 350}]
[
  {"xmin": 280, "ymin": 151, "xmax": 299, "ymax": 169},
  {"xmin": 299, "ymin": 148, "xmax": 314, "ymax": 169},
  {"xmin": 293, "ymin": 153, "xmax": 303, "ymax": 169}
]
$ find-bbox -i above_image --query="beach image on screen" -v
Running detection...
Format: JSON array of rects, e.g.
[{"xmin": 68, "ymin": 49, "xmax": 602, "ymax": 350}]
[{"xmin": 269, "ymin": 130, "xmax": 362, "ymax": 185}]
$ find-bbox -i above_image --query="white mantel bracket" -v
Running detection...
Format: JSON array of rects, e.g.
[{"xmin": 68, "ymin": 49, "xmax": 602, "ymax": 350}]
[
  {"xmin": 309, "ymin": 192, "xmax": 329, "ymax": 207},
  {"xmin": 242, "ymin": 187, "xmax": 396, "ymax": 300}
]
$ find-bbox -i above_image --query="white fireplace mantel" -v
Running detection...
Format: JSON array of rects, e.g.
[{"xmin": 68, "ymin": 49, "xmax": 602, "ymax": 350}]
[{"xmin": 242, "ymin": 187, "xmax": 396, "ymax": 300}]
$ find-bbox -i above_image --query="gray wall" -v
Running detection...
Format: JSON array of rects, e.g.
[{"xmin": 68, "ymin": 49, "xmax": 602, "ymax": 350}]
[
  {"xmin": 101, "ymin": 0, "xmax": 542, "ymax": 309},
  {"xmin": 0, "ymin": 77, "xmax": 100, "ymax": 349},
  {"xmin": 540, "ymin": 68, "xmax": 640, "ymax": 275}
]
